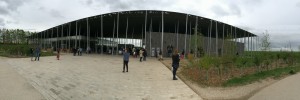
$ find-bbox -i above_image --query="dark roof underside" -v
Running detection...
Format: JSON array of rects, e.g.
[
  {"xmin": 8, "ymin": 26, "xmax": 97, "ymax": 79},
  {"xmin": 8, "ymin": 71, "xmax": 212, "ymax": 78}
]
[{"xmin": 35, "ymin": 10, "xmax": 256, "ymax": 39}]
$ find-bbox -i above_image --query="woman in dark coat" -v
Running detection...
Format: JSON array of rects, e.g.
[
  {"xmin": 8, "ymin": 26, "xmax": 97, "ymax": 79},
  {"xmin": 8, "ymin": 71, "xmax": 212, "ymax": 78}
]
[{"xmin": 172, "ymin": 49, "xmax": 180, "ymax": 80}]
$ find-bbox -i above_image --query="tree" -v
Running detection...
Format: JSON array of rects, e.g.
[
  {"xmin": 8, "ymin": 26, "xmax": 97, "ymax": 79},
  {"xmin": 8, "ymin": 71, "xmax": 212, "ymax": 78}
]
[
  {"xmin": 0, "ymin": 29, "xmax": 3, "ymax": 43},
  {"xmin": 200, "ymin": 56, "xmax": 214, "ymax": 80},
  {"xmin": 235, "ymin": 56, "xmax": 247, "ymax": 75},
  {"xmin": 0, "ymin": 28, "xmax": 32, "ymax": 44},
  {"xmin": 261, "ymin": 30, "xmax": 271, "ymax": 51}
]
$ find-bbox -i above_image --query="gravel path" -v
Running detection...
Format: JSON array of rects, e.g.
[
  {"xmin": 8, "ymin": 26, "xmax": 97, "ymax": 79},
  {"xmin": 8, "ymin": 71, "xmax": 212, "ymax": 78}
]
[{"xmin": 249, "ymin": 72, "xmax": 300, "ymax": 100}]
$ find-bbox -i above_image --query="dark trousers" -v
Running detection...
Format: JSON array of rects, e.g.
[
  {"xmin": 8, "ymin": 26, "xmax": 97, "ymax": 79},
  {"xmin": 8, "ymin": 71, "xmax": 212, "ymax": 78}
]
[
  {"xmin": 123, "ymin": 60, "xmax": 128, "ymax": 71},
  {"xmin": 140, "ymin": 57, "xmax": 143, "ymax": 62},
  {"xmin": 143, "ymin": 56, "xmax": 147, "ymax": 61},
  {"xmin": 35, "ymin": 53, "xmax": 40, "ymax": 61},
  {"xmin": 172, "ymin": 65, "xmax": 178, "ymax": 78}
]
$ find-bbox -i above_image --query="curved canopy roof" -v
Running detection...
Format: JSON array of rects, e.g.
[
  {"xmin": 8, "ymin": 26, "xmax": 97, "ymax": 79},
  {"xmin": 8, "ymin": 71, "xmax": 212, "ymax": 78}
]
[{"xmin": 35, "ymin": 10, "xmax": 256, "ymax": 39}]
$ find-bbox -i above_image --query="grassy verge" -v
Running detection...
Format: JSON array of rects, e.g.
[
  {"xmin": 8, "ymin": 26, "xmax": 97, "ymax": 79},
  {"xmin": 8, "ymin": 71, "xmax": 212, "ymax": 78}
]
[
  {"xmin": 0, "ymin": 43, "xmax": 55, "ymax": 57},
  {"xmin": 40, "ymin": 51, "xmax": 55, "ymax": 56},
  {"xmin": 223, "ymin": 65, "xmax": 300, "ymax": 87}
]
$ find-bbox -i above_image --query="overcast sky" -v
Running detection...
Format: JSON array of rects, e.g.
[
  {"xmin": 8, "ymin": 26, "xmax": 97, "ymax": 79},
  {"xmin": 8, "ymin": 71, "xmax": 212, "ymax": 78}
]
[{"xmin": 0, "ymin": 0, "xmax": 300, "ymax": 50}]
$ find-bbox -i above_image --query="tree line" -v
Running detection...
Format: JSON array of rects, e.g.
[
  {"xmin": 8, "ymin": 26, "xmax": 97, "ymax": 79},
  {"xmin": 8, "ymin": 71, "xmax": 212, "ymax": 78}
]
[{"xmin": 0, "ymin": 28, "xmax": 36, "ymax": 44}]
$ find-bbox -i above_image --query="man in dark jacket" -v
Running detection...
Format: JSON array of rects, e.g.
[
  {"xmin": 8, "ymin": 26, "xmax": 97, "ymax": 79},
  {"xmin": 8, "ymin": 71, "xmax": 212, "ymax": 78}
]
[
  {"xmin": 172, "ymin": 50, "xmax": 180, "ymax": 80},
  {"xmin": 34, "ymin": 47, "xmax": 40, "ymax": 61},
  {"xmin": 123, "ymin": 49, "xmax": 130, "ymax": 72},
  {"xmin": 143, "ymin": 49, "xmax": 147, "ymax": 61}
]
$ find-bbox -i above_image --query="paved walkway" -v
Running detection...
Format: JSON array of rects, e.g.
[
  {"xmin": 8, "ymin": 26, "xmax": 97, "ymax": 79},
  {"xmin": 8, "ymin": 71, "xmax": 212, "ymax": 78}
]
[
  {"xmin": 3, "ymin": 54, "xmax": 201, "ymax": 100},
  {"xmin": 0, "ymin": 57, "xmax": 45, "ymax": 100},
  {"xmin": 249, "ymin": 72, "xmax": 300, "ymax": 100}
]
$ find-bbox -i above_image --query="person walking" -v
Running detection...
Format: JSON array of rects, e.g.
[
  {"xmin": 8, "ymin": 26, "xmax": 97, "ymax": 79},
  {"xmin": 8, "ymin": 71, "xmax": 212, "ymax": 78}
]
[
  {"xmin": 172, "ymin": 50, "xmax": 180, "ymax": 80},
  {"xmin": 181, "ymin": 49, "xmax": 185, "ymax": 59},
  {"xmin": 73, "ymin": 48, "xmax": 77, "ymax": 56},
  {"xmin": 57, "ymin": 48, "xmax": 60, "ymax": 60},
  {"xmin": 30, "ymin": 48, "xmax": 34, "ymax": 61},
  {"xmin": 123, "ymin": 49, "xmax": 130, "ymax": 72},
  {"xmin": 143, "ymin": 49, "xmax": 147, "ymax": 61},
  {"xmin": 34, "ymin": 47, "xmax": 40, "ymax": 61},
  {"xmin": 77, "ymin": 47, "xmax": 80, "ymax": 56},
  {"xmin": 158, "ymin": 50, "xmax": 163, "ymax": 61},
  {"xmin": 139, "ymin": 49, "xmax": 144, "ymax": 62},
  {"xmin": 132, "ymin": 48, "xmax": 136, "ymax": 57},
  {"xmin": 79, "ymin": 48, "xmax": 82, "ymax": 56}
]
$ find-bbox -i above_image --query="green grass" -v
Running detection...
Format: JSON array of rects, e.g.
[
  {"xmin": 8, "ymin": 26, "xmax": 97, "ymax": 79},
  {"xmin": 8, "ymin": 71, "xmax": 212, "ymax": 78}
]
[
  {"xmin": 40, "ymin": 51, "xmax": 54, "ymax": 56},
  {"xmin": 223, "ymin": 65, "xmax": 300, "ymax": 87},
  {"xmin": 0, "ymin": 43, "xmax": 54, "ymax": 57}
]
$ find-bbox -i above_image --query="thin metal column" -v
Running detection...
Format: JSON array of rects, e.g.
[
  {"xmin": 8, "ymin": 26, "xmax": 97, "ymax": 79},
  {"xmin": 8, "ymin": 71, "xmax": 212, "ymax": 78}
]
[
  {"xmin": 161, "ymin": 11, "xmax": 164, "ymax": 57},
  {"xmin": 86, "ymin": 18, "xmax": 89, "ymax": 52},
  {"xmin": 185, "ymin": 14, "xmax": 188, "ymax": 58},
  {"xmin": 125, "ymin": 17, "xmax": 128, "ymax": 49},
  {"xmin": 222, "ymin": 24, "xmax": 224, "ymax": 56},
  {"xmin": 68, "ymin": 23, "xmax": 71, "ymax": 50},
  {"xmin": 43, "ymin": 31, "xmax": 45, "ymax": 49},
  {"xmin": 150, "ymin": 18, "xmax": 152, "ymax": 54},
  {"xmin": 177, "ymin": 20, "xmax": 179, "ymax": 49},
  {"xmin": 207, "ymin": 25, "xmax": 209, "ymax": 54},
  {"xmin": 47, "ymin": 31, "xmax": 49, "ymax": 48},
  {"xmin": 244, "ymin": 32, "xmax": 246, "ymax": 55},
  {"xmin": 209, "ymin": 20, "xmax": 212, "ymax": 56},
  {"xmin": 79, "ymin": 25, "xmax": 81, "ymax": 48},
  {"xmin": 117, "ymin": 12, "xmax": 119, "ymax": 53},
  {"xmin": 235, "ymin": 27, "xmax": 237, "ymax": 53},
  {"xmin": 75, "ymin": 21, "xmax": 78, "ymax": 48},
  {"xmin": 96, "ymin": 31, "xmax": 98, "ymax": 54},
  {"xmin": 247, "ymin": 33, "xmax": 250, "ymax": 52},
  {"xmin": 195, "ymin": 17, "xmax": 198, "ymax": 57},
  {"xmin": 132, "ymin": 30, "xmax": 134, "ymax": 47},
  {"xmin": 61, "ymin": 25, "xmax": 63, "ymax": 50},
  {"xmin": 41, "ymin": 32, "xmax": 44, "ymax": 49},
  {"xmin": 144, "ymin": 10, "xmax": 147, "ymax": 51},
  {"xmin": 141, "ymin": 27, "xmax": 143, "ymax": 47},
  {"xmin": 250, "ymin": 36, "xmax": 253, "ymax": 57},
  {"xmin": 56, "ymin": 27, "xmax": 58, "ymax": 50},
  {"xmin": 51, "ymin": 28, "xmax": 53, "ymax": 49},
  {"xmin": 112, "ymin": 19, "xmax": 115, "ymax": 55},
  {"xmin": 256, "ymin": 36, "xmax": 258, "ymax": 51},
  {"xmin": 230, "ymin": 26, "xmax": 232, "ymax": 54},
  {"xmin": 101, "ymin": 15, "xmax": 103, "ymax": 54},
  {"xmin": 215, "ymin": 21, "xmax": 218, "ymax": 56},
  {"xmin": 174, "ymin": 23, "xmax": 176, "ymax": 45},
  {"xmin": 189, "ymin": 22, "xmax": 191, "ymax": 54}
]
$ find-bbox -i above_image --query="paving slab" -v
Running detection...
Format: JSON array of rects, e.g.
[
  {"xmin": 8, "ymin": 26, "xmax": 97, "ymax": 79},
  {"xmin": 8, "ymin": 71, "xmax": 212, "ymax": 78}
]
[
  {"xmin": 4, "ymin": 54, "xmax": 202, "ymax": 100},
  {"xmin": 0, "ymin": 57, "xmax": 45, "ymax": 100}
]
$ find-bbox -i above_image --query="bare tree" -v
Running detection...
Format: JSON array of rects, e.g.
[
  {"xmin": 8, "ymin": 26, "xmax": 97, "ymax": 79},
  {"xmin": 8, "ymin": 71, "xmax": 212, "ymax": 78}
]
[{"xmin": 261, "ymin": 30, "xmax": 271, "ymax": 51}]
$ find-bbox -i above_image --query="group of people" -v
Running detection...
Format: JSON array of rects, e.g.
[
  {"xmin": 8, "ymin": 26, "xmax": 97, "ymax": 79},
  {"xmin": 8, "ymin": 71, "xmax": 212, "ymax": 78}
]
[
  {"xmin": 138, "ymin": 48, "xmax": 147, "ymax": 62},
  {"xmin": 122, "ymin": 48, "xmax": 180, "ymax": 80},
  {"xmin": 29, "ymin": 46, "xmax": 180, "ymax": 80},
  {"xmin": 72, "ymin": 48, "xmax": 83, "ymax": 56},
  {"xmin": 131, "ymin": 48, "xmax": 148, "ymax": 62}
]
